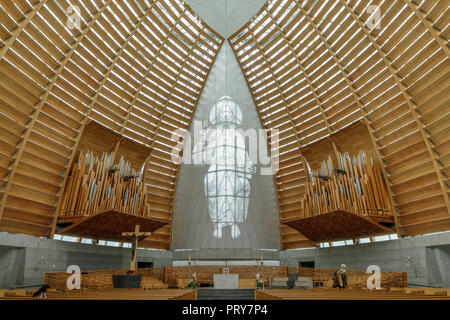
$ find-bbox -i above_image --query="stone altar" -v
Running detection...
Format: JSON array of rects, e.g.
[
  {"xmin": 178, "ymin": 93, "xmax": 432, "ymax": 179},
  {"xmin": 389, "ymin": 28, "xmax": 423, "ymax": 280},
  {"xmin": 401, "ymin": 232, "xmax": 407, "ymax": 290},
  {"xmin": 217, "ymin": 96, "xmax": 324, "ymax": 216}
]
[{"xmin": 213, "ymin": 274, "xmax": 239, "ymax": 289}]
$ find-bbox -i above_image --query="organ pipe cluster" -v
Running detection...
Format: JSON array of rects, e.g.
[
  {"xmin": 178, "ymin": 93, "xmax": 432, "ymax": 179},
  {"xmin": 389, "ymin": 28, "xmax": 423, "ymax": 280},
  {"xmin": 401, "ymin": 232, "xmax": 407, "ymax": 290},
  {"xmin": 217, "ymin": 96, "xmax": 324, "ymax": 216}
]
[
  {"xmin": 302, "ymin": 151, "xmax": 391, "ymax": 217},
  {"xmin": 60, "ymin": 151, "xmax": 150, "ymax": 217}
]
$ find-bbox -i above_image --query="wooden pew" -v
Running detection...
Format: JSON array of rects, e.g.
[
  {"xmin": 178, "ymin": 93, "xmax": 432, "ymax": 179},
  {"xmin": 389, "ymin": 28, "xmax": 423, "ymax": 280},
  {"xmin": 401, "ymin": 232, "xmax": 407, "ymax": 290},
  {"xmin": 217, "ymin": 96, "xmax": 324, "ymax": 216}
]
[
  {"xmin": 0, "ymin": 289, "xmax": 197, "ymax": 300},
  {"xmin": 0, "ymin": 289, "xmax": 27, "ymax": 297},
  {"xmin": 393, "ymin": 287, "xmax": 449, "ymax": 296},
  {"xmin": 255, "ymin": 288, "xmax": 450, "ymax": 300},
  {"xmin": 239, "ymin": 279, "xmax": 256, "ymax": 288}
]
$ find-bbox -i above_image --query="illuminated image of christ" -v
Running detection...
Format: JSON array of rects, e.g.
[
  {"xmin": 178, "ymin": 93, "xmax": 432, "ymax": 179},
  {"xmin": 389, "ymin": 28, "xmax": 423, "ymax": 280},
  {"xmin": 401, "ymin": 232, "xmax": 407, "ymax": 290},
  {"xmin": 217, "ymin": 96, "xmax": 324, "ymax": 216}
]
[{"xmin": 193, "ymin": 96, "xmax": 255, "ymax": 239}]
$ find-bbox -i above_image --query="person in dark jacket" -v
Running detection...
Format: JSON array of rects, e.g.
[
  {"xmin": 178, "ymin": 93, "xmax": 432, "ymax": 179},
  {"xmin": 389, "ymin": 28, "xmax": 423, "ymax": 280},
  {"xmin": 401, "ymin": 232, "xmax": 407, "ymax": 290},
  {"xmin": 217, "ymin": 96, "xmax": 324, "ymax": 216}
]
[
  {"xmin": 332, "ymin": 271, "xmax": 341, "ymax": 288},
  {"xmin": 339, "ymin": 264, "xmax": 347, "ymax": 289},
  {"xmin": 32, "ymin": 284, "xmax": 49, "ymax": 298}
]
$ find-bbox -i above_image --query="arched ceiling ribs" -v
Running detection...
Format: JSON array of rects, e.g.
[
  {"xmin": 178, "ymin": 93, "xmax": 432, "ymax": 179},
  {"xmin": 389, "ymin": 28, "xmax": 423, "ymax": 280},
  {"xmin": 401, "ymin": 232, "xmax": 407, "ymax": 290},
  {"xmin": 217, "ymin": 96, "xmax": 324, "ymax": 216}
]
[
  {"xmin": 249, "ymin": 7, "xmax": 322, "ymax": 246},
  {"xmin": 405, "ymin": 0, "xmax": 449, "ymax": 57},
  {"xmin": 230, "ymin": 0, "xmax": 449, "ymax": 246},
  {"xmin": 230, "ymin": 0, "xmax": 450, "ymax": 244},
  {"xmin": 228, "ymin": 39, "xmax": 288, "ymax": 250},
  {"xmin": 229, "ymin": 5, "xmax": 315, "ymax": 249},
  {"xmin": 147, "ymin": 17, "xmax": 198, "ymax": 149},
  {"xmin": 0, "ymin": 0, "xmax": 46, "ymax": 60},
  {"xmin": 145, "ymin": 28, "xmax": 223, "ymax": 249},
  {"xmin": 0, "ymin": 0, "xmax": 114, "ymax": 221},
  {"xmin": 340, "ymin": 0, "xmax": 450, "ymax": 217},
  {"xmin": 147, "ymin": 23, "xmax": 204, "ymax": 241},
  {"xmin": 0, "ymin": 0, "xmax": 447, "ymax": 247},
  {"xmin": 263, "ymin": 3, "xmax": 335, "ymax": 138},
  {"xmin": 292, "ymin": 0, "xmax": 402, "ymax": 235},
  {"xmin": 246, "ymin": 23, "xmax": 311, "ymax": 236},
  {"xmin": 165, "ymin": 26, "xmax": 215, "ymax": 248},
  {"xmin": 118, "ymin": 7, "xmax": 189, "ymax": 139},
  {"xmin": 98, "ymin": 1, "xmax": 224, "ymax": 249},
  {"xmin": 247, "ymin": 25, "xmax": 306, "ymax": 153},
  {"xmin": 49, "ymin": 3, "xmax": 158, "ymax": 236}
]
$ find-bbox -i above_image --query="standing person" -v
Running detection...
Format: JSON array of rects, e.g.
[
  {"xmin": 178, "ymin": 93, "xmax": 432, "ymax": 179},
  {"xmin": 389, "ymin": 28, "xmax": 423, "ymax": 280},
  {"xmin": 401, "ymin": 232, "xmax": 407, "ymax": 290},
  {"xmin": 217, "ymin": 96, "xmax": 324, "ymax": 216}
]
[
  {"xmin": 339, "ymin": 264, "xmax": 347, "ymax": 289},
  {"xmin": 332, "ymin": 270, "xmax": 341, "ymax": 288},
  {"xmin": 32, "ymin": 284, "xmax": 49, "ymax": 298}
]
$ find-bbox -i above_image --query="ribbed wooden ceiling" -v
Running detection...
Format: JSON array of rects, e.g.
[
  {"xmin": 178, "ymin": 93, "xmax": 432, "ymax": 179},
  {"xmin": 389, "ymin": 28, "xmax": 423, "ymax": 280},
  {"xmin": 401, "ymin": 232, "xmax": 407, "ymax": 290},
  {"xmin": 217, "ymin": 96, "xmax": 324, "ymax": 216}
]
[
  {"xmin": 229, "ymin": 0, "xmax": 449, "ymax": 249},
  {"xmin": 0, "ymin": 0, "xmax": 448, "ymax": 251},
  {"xmin": 0, "ymin": 0, "xmax": 223, "ymax": 250}
]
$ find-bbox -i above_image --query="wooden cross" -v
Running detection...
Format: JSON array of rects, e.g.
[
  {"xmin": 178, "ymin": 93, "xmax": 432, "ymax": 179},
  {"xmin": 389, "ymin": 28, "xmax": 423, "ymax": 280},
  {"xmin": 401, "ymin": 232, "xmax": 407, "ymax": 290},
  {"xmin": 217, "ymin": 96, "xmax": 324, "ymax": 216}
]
[{"xmin": 122, "ymin": 225, "xmax": 151, "ymax": 271}]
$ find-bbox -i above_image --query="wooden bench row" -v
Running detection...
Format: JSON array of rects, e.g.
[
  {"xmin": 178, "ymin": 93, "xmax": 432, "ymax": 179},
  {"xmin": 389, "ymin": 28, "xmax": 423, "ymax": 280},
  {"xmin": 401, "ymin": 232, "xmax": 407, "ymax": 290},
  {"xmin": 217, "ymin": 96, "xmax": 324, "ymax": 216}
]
[
  {"xmin": 255, "ymin": 288, "xmax": 450, "ymax": 300},
  {"xmin": 0, "ymin": 289, "xmax": 196, "ymax": 300}
]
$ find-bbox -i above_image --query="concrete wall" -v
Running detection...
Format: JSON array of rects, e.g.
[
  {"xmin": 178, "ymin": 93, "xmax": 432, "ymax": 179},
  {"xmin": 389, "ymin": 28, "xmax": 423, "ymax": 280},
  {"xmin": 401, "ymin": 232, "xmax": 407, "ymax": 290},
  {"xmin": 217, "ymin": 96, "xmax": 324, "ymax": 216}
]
[
  {"xmin": 0, "ymin": 233, "xmax": 172, "ymax": 289},
  {"xmin": 280, "ymin": 232, "xmax": 450, "ymax": 287},
  {"xmin": 425, "ymin": 244, "xmax": 450, "ymax": 287},
  {"xmin": 0, "ymin": 246, "xmax": 25, "ymax": 288},
  {"xmin": 172, "ymin": 248, "xmax": 280, "ymax": 262},
  {"xmin": 173, "ymin": 42, "xmax": 280, "ymax": 250},
  {"xmin": 1, "ymin": 231, "xmax": 450, "ymax": 289}
]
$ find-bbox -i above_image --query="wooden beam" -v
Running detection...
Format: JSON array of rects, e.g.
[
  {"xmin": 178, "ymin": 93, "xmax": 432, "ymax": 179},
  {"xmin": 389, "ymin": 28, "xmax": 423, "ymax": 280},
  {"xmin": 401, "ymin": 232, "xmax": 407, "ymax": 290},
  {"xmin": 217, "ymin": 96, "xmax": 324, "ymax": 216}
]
[
  {"xmin": 166, "ymin": 36, "xmax": 224, "ymax": 250},
  {"xmin": 49, "ymin": 3, "xmax": 156, "ymax": 237},
  {"xmin": 264, "ymin": 4, "xmax": 335, "ymax": 137},
  {"xmin": 294, "ymin": 0, "xmax": 404, "ymax": 236},
  {"xmin": 229, "ymin": 38, "xmax": 288, "ymax": 250},
  {"xmin": 405, "ymin": 0, "xmax": 449, "ymax": 57},
  {"xmin": 119, "ymin": 7, "xmax": 189, "ymax": 136},
  {"xmin": 139, "ymin": 14, "xmax": 203, "ymax": 248},
  {"xmin": 0, "ymin": 1, "xmax": 46, "ymax": 60},
  {"xmin": 230, "ymin": 18, "xmax": 314, "ymax": 249},
  {"xmin": 247, "ymin": 25, "xmax": 306, "ymax": 153},
  {"xmin": 340, "ymin": 0, "xmax": 450, "ymax": 217},
  {"xmin": 0, "ymin": 1, "xmax": 114, "ymax": 222}
]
